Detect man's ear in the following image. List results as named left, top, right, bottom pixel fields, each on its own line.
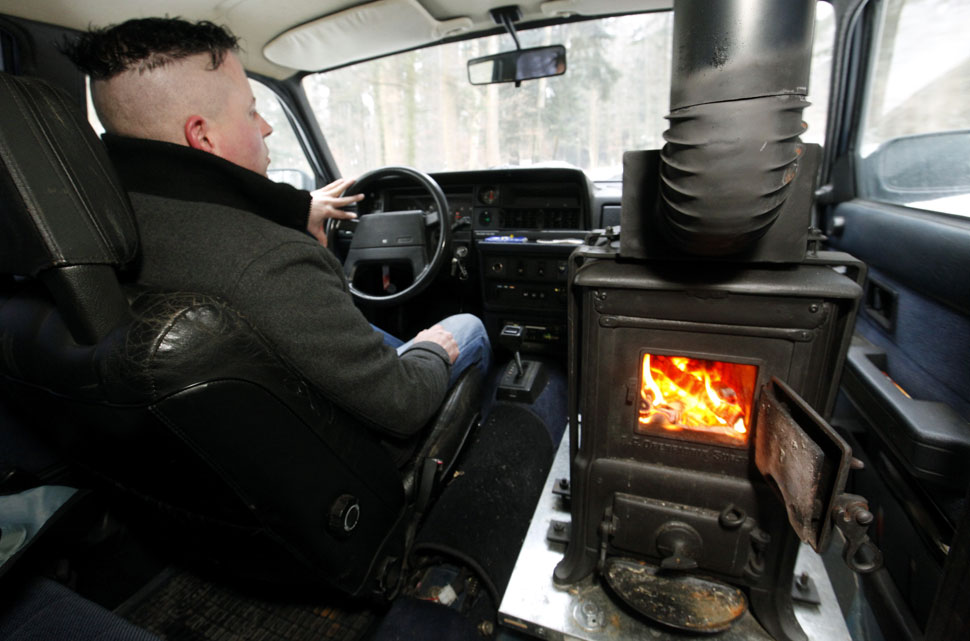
left=183, top=115, right=213, bottom=151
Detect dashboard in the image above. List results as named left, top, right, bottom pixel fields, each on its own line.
left=376, top=167, right=591, bottom=232
left=350, top=167, right=601, bottom=353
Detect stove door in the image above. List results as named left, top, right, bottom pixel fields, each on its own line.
left=754, top=377, right=852, bottom=553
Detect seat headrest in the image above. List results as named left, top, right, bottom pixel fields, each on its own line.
left=0, top=72, right=138, bottom=278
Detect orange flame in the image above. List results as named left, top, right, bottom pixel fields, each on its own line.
left=637, top=354, right=757, bottom=445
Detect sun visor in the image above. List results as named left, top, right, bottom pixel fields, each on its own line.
left=264, top=0, right=472, bottom=71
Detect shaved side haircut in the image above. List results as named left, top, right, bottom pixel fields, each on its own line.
left=60, top=18, right=244, bottom=143
left=62, top=17, right=239, bottom=79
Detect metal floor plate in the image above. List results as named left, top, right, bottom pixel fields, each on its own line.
left=498, top=433, right=852, bottom=641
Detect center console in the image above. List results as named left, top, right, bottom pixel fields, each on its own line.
left=477, top=236, right=578, bottom=353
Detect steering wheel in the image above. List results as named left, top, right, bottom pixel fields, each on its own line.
left=327, top=166, right=451, bottom=306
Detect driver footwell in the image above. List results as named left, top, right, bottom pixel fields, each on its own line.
left=373, top=400, right=557, bottom=641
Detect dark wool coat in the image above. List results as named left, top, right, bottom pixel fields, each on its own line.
left=103, top=134, right=451, bottom=437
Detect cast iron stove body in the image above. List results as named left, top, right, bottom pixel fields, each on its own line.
left=555, top=233, right=865, bottom=639
left=551, top=3, right=879, bottom=638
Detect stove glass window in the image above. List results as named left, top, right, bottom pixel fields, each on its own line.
left=636, top=354, right=758, bottom=448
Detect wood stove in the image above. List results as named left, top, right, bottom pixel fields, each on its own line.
left=554, top=230, right=868, bottom=638
left=551, top=4, right=882, bottom=637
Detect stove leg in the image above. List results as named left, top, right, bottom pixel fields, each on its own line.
left=748, top=527, right=808, bottom=641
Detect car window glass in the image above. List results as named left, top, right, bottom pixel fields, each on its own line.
left=85, top=76, right=104, bottom=135
left=858, top=0, right=970, bottom=216
left=808, top=0, right=835, bottom=147
left=250, top=79, right=315, bottom=190
left=303, top=6, right=834, bottom=180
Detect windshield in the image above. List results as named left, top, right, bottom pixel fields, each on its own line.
left=303, top=6, right=833, bottom=180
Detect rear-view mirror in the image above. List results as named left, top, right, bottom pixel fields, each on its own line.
left=467, top=45, right=566, bottom=86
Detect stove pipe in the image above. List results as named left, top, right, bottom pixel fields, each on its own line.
left=659, top=0, right=816, bottom=256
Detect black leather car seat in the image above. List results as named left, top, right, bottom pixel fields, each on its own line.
left=0, top=71, right=482, bottom=597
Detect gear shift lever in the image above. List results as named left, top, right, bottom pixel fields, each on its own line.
left=497, top=322, right=547, bottom=402
left=499, top=323, right=525, bottom=378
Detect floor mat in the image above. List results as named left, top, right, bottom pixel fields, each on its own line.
left=119, top=568, right=379, bottom=641
left=412, top=402, right=554, bottom=603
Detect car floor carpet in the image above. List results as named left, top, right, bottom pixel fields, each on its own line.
left=117, top=566, right=379, bottom=641
left=411, top=401, right=555, bottom=605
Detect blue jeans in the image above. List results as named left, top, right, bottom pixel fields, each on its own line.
left=374, top=313, right=491, bottom=388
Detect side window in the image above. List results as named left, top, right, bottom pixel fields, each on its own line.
left=857, top=0, right=970, bottom=216
left=803, top=0, right=835, bottom=147
left=85, top=77, right=105, bottom=134
left=250, top=79, right=316, bottom=190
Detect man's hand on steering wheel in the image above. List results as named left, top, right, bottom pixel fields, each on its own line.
left=308, top=177, right=363, bottom=247
left=325, top=166, right=451, bottom=306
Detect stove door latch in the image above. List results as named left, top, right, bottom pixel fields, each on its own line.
left=832, top=493, right=883, bottom=574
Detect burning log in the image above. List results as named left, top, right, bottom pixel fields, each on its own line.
left=637, top=353, right=756, bottom=444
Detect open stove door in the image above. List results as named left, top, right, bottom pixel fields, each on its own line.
left=755, top=378, right=882, bottom=574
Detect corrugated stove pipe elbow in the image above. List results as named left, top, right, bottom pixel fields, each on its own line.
left=659, top=0, right=817, bottom=256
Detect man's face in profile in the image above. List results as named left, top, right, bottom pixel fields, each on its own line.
left=206, top=53, right=274, bottom=176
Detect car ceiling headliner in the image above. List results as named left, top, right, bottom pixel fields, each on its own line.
left=0, top=0, right=671, bottom=79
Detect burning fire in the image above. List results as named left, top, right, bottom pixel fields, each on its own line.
left=637, top=354, right=757, bottom=445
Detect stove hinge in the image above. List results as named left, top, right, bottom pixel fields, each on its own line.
left=832, top=493, right=883, bottom=573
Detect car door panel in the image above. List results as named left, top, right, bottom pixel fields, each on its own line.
left=829, top=201, right=970, bottom=423
left=824, top=195, right=970, bottom=636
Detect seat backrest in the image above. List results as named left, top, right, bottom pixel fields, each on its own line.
left=0, top=72, right=480, bottom=596
left=0, top=72, right=134, bottom=344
